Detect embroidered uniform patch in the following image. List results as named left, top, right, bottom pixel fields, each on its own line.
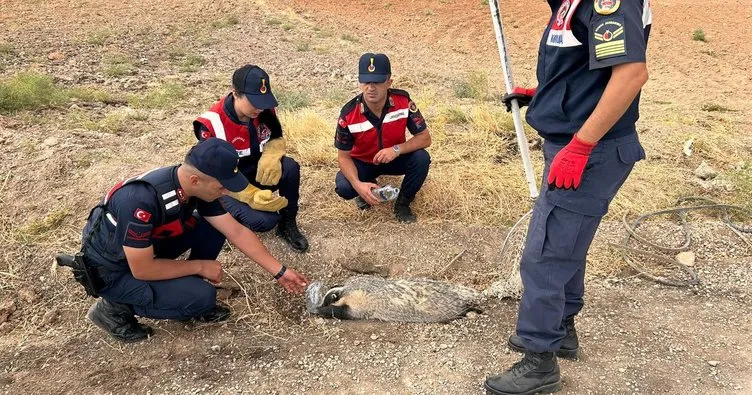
left=594, top=0, right=620, bottom=15
left=593, top=17, right=626, bottom=60
left=124, top=222, right=152, bottom=247
left=408, top=101, right=418, bottom=113
left=133, top=208, right=152, bottom=222
left=547, top=0, right=583, bottom=48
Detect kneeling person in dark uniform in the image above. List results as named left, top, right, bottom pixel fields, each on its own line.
left=334, top=53, right=432, bottom=223
left=67, top=138, right=308, bottom=343
left=194, top=65, right=308, bottom=252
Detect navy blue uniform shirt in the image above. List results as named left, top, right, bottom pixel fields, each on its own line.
left=86, top=167, right=225, bottom=257
left=526, top=0, right=652, bottom=144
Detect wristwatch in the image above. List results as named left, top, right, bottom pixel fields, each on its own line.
left=392, top=145, right=401, bottom=155
left=274, top=265, right=287, bottom=280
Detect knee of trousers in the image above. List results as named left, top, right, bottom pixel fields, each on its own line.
left=238, top=209, right=280, bottom=232
left=334, top=172, right=358, bottom=199
left=280, top=157, right=301, bottom=181
left=253, top=212, right=281, bottom=232
left=181, top=281, right=217, bottom=316
left=407, top=149, right=431, bottom=169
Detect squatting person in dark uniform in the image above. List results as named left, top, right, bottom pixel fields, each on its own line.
left=334, top=53, right=432, bottom=223
left=61, top=138, right=308, bottom=343
left=485, top=1, right=652, bottom=393
left=194, top=65, right=309, bottom=252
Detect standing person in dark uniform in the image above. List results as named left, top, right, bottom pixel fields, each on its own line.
left=334, top=53, right=432, bottom=223
left=485, top=0, right=652, bottom=393
left=194, top=65, right=309, bottom=253
left=58, top=138, right=309, bottom=343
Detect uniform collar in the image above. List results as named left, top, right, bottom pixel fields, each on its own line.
left=359, top=90, right=394, bottom=116
left=223, top=93, right=243, bottom=125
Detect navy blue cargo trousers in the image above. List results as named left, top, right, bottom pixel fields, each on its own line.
left=84, top=216, right=225, bottom=321
left=516, top=133, right=645, bottom=352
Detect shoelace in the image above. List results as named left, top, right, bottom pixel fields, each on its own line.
left=509, top=354, right=540, bottom=376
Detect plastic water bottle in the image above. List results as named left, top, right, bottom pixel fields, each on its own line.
left=372, top=185, right=400, bottom=202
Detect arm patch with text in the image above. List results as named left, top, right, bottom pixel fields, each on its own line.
left=592, top=16, right=626, bottom=60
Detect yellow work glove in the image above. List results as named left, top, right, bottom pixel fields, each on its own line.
left=228, top=184, right=288, bottom=212
left=256, top=138, right=286, bottom=186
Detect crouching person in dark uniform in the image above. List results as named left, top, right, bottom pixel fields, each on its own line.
left=62, top=138, right=308, bottom=343
left=484, top=0, right=652, bottom=394
left=194, top=65, right=308, bottom=252
left=334, top=53, right=432, bottom=223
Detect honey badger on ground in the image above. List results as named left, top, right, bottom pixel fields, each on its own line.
left=306, top=276, right=485, bottom=323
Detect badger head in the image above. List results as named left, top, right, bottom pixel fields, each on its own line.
left=306, top=281, right=367, bottom=320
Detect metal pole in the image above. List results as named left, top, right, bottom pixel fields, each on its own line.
left=488, top=0, right=539, bottom=199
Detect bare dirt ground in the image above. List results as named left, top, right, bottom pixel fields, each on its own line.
left=1, top=0, right=751, bottom=394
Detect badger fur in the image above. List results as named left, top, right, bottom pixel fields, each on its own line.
left=306, top=276, right=483, bottom=323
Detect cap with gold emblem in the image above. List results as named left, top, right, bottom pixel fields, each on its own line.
left=358, top=53, right=391, bottom=83
left=232, top=64, right=279, bottom=110
left=185, top=138, right=249, bottom=192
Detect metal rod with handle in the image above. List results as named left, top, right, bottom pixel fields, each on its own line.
left=488, top=0, right=539, bottom=199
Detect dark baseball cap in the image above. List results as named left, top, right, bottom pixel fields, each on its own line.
left=185, top=138, right=249, bottom=193
left=358, top=53, right=391, bottom=83
left=232, top=65, right=279, bottom=110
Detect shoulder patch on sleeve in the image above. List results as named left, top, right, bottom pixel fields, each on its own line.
left=594, top=0, right=620, bottom=15
left=408, top=100, right=418, bottom=113
left=593, top=16, right=626, bottom=60
left=133, top=208, right=152, bottom=222
left=125, top=222, right=152, bottom=243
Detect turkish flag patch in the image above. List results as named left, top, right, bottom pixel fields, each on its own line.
left=134, top=208, right=152, bottom=222
left=201, top=130, right=212, bottom=139
left=338, top=118, right=347, bottom=128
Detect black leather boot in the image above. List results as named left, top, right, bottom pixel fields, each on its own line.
left=353, top=196, right=371, bottom=210
left=508, top=317, right=580, bottom=359
left=194, top=303, right=231, bottom=323
left=87, top=299, right=153, bottom=343
left=484, top=352, right=561, bottom=395
left=393, top=194, right=416, bottom=223
left=276, top=208, right=309, bottom=252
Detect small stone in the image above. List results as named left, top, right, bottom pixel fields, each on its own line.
left=618, top=368, right=627, bottom=373
left=0, top=300, right=16, bottom=324
left=675, top=251, right=696, bottom=267
left=216, top=288, right=232, bottom=300
left=47, top=51, right=67, bottom=62
left=707, top=360, right=719, bottom=367
left=683, top=138, right=693, bottom=156
left=694, top=161, right=718, bottom=180
left=43, top=137, right=59, bottom=147
left=18, top=288, right=40, bottom=304
left=370, top=334, right=379, bottom=340
left=211, top=345, right=221, bottom=352
left=42, top=307, right=60, bottom=325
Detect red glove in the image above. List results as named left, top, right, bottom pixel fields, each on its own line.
left=501, top=87, right=537, bottom=112
left=547, top=134, right=597, bottom=190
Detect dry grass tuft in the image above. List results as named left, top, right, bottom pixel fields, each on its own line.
left=15, top=209, right=71, bottom=244
left=279, top=108, right=337, bottom=166
left=278, top=104, right=538, bottom=225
